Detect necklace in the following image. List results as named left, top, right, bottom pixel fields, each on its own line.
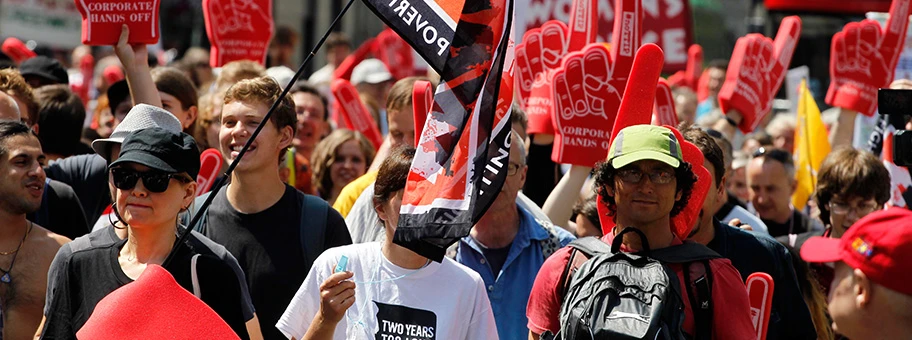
left=0, top=222, right=32, bottom=283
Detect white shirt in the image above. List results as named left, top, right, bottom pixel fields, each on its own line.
left=276, top=243, right=499, bottom=340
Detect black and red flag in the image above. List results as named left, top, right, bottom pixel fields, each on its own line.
left=361, top=0, right=516, bottom=260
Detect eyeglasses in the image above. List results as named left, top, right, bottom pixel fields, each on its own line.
left=110, top=168, right=190, bottom=193
left=617, top=168, right=675, bottom=184
left=507, top=162, right=523, bottom=176
left=828, top=201, right=881, bottom=217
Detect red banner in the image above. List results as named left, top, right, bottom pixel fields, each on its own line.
left=517, top=0, right=692, bottom=73
left=75, top=0, right=160, bottom=45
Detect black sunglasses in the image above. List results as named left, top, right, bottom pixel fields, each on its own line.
left=110, top=168, right=190, bottom=193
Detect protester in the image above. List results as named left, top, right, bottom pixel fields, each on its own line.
left=196, top=76, right=352, bottom=340
left=673, top=86, right=698, bottom=124
left=33, top=85, right=92, bottom=160
left=333, top=77, right=420, bottom=218
left=681, top=125, right=817, bottom=339
left=451, top=131, right=575, bottom=340
left=177, top=47, right=214, bottom=90
left=765, top=113, right=797, bottom=154
left=195, top=92, right=219, bottom=150
left=526, top=125, right=754, bottom=339
left=787, top=246, right=834, bottom=340
left=107, top=80, right=132, bottom=126
left=727, top=151, right=751, bottom=203
left=351, top=59, right=393, bottom=128
left=311, top=128, right=374, bottom=205
left=213, top=60, right=267, bottom=91
left=800, top=208, right=912, bottom=340
left=694, top=59, right=726, bottom=120
left=705, top=128, right=767, bottom=234
left=284, top=81, right=330, bottom=194
left=308, top=32, right=351, bottom=89
left=571, top=195, right=602, bottom=237
left=747, top=147, right=823, bottom=237
left=151, top=67, right=199, bottom=134
left=276, top=146, right=499, bottom=340
left=18, top=56, right=69, bottom=88
left=0, top=121, right=69, bottom=339
left=0, top=69, right=39, bottom=129
left=39, top=128, right=254, bottom=339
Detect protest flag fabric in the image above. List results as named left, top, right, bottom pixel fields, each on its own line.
left=412, top=80, right=434, bottom=146
left=361, top=0, right=516, bottom=261
left=791, top=80, right=830, bottom=209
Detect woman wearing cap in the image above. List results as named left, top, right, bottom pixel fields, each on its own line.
left=39, top=128, right=253, bottom=339
left=277, top=146, right=498, bottom=340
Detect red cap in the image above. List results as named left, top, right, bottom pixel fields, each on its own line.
left=801, top=208, right=912, bottom=296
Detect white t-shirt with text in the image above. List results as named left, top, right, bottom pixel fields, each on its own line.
left=276, top=242, right=499, bottom=340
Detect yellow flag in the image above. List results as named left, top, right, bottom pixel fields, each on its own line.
left=792, top=80, right=831, bottom=208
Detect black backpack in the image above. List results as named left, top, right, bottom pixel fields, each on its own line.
left=547, top=227, right=722, bottom=340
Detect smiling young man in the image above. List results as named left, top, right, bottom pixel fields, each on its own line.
left=197, top=76, right=352, bottom=340
left=526, top=125, right=754, bottom=339
left=0, top=121, right=69, bottom=339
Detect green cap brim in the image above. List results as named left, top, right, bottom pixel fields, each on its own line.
left=610, top=150, right=681, bottom=169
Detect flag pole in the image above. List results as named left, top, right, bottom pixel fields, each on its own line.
left=164, top=0, right=359, bottom=266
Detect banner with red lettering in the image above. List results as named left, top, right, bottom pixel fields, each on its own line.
left=75, top=0, right=159, bottom=45
left=362, top=0, right=515, bottom=261
left=516, top=0, right=693, bottom=73
left=203, top=0, right=274, bottom=67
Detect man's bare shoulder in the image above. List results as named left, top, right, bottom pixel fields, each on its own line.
left=26, top=223, right=70, bottom=257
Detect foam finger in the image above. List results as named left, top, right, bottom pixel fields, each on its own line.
left=608, top=0, right=642, bottom=79
left=611, top=44, right=664, bottom=141
left=541, top=21, right=569, bottom=70
left=881, top=0, right=912, bottom=62
left=567, top=0, right=598, bottom=52
left=565, top=54, right=589, bottom=113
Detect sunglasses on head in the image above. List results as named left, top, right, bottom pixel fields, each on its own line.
left=110, top=167, right=190, bottom=193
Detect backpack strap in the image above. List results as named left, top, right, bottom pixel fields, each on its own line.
left=652, top=241, right=719, bottom=340
left=191, top=254, right=202, bottom=298
left=557, top=237, right=612, bottom=300
left=537, top=219, right=562, bottom=260
left=648, top=241, right=722, bottom=263
left=299, top=192, right=328, bottom=266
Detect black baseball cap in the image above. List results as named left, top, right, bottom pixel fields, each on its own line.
left=18, top=56, right=68, bottom=85
left=109, top=128, right=200, bottom=178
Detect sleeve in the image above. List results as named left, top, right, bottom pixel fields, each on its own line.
left=526, top=247, right=573, bottom=335
left=220, top=248, right=256, bottom=321
left=772, top=246, right=818, bottom=339
left=48, top=181, right=90, bottom=239
left=466, top=275, right=500, bottom=340
left=40, top=249, right=75, bottom=339
left=331, top=181, right=362, bottom=218
left=708, top=259, right=755, bottom=340
left=275, top=255, right=330, bottom=340
left=522, top=142, right=560, bottom=207
left=325, top=207, right=353, bottom=248
left=45, top=154, right=110, bottom=224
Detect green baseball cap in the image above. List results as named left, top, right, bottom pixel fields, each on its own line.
left=607, top=125, right=683, bottom=169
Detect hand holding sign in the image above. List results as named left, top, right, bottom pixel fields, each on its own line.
left=654, top=79, right=678, bottom=126
left=826, top=0, right=911, bottom=116
left=75, top=0, right=159, bottom=45
left=203, top=0, right=274, bottom=67
left=515, top=0, right=597, bottom=134
left=718, top=16, right=801, bottom=133
left=667, top=44, right=702, bottom=90
left=331, top=79, right=384, bottom=150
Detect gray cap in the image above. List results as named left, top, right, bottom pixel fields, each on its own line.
left=92, top=104, right=183, bottom=162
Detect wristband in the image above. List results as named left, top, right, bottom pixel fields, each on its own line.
left=725, top=116, right=739, bottom=127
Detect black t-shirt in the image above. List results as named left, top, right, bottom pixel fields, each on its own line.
left=44, top=154, right=110, bottom=224
left=762, top=209, right=815, bottom=238
left=41, top=235, right=250, bottom=339
left=203, top=184, right=351, bottom=340
left=28, top=179, right=89, bottom=240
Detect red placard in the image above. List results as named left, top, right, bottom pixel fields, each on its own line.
left=826, top=0, right=911, bottom=116
left=667, top=44, right=702, bottom=90
left=518, top=0, right=693, bottom=73
left=412, top=80, right=433, bottom=146
left=74, top=0, right=160, bottom=45
left=1, top=38, right=36, bottom=64
left=747, top=272, right=775, bottom=340
left=203, top=0, right=274, bottom=67
left=374, top=28, right=416, bottom=81
left=331, top=79, right=383, bottom=150
left=654, top=79, right=678, bottom=126
left=718, top=16, right=801, bottom=133
left=197, top=148, right=223, bottom=196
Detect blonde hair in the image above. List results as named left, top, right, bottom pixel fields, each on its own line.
left=214, top=60, right=266, bottom=90
left=311, top=129, right=376, bottom=200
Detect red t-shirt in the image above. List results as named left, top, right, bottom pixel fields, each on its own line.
left=526, top=232, right=755, bottom=339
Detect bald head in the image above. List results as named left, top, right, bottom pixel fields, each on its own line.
left=0, top=92, right=20, bottom=121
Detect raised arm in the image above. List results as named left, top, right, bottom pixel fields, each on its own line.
left=113, top=24, right=162, bottom=108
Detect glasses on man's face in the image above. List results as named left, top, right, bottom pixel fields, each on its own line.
left=828, top=201, right=880, bottom=217
left=507, top=162, right=523, bottom=176
left=617, top=168, right=675, bottom=185
left=110, top=168, right=190, bottom=193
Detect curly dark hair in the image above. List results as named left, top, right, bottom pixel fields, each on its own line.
left=593, top=160, right=697, bottom=219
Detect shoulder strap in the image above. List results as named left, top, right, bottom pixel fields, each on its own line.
left=649, top=241, right=722, bottom=263
left=566, top=236, right=612, bottom=257
left=191, top=254, right=202, bottom=298
left=557, top=237, right=612, bottom=300
left=299, top=192, right=329, bottom=265
left=537, top=219, right=562, bottom=260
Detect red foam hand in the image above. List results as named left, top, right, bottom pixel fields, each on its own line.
left=668, top=126, right=710, bottom=240
left=515, top=0, right=598, bottom=134
left=203, top=0, right=274, bottom=67
left=374, top=29, right=415, bottom=81
left=826, top=0, right=912, bottom=116
left=719, top=16, right=801, bottom=133
left=667, top=44, right=702, bottom=90
left=75, top=0, right=159, bottom=45
left=747, top=272, right=775, bottom=340
left=333, top=38, right=376, bottom=81
left=412, top=80, right=434, bottom=146
left=653, top=79, right=678, bottom=126
left=331, top=79, right=383, bottom=150
left=1, top=38, right=36, bottom=64
left=197, top=148, right=223, bottom=196
left=697, top=67, right=711, bottom=102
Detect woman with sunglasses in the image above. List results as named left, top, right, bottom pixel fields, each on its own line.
left=276, top=146, right=498, bottom=340
left=40, top=128, right=252, bottom=339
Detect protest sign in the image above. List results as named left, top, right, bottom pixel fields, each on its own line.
left=331, top=79, right=384, bottom=150
left=375, top=28, right=416, bottom=81
left=203, top=0, right=274, bottom=67
left=747, top=272, right=775, bottom=340
left=654, top=78, right=678, bottom=126
left=74, top=0, right=159, bottom=45
left=667, top=44, right=702, bottom=90
left=197, top=148, right=223, bottom=196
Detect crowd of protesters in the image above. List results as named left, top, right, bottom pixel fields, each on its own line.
left=0, top=14, right=909, bottom=340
